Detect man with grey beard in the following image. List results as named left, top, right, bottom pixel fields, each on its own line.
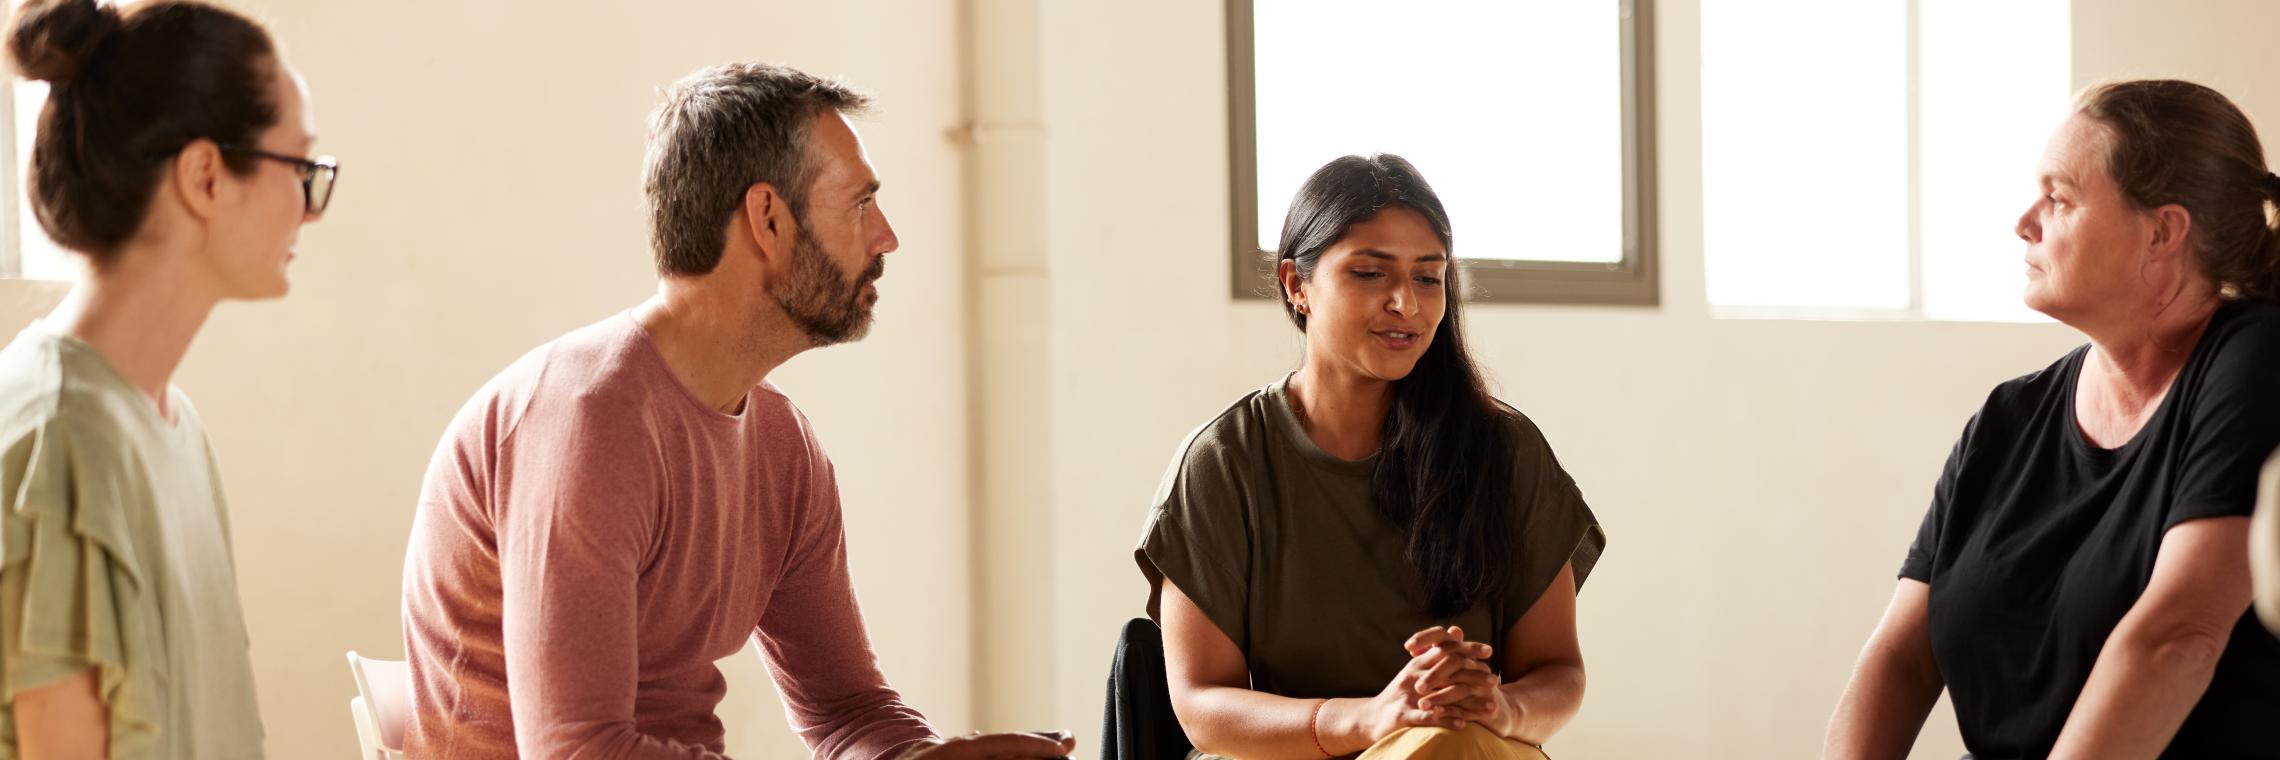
left=399, top=62, right=1073, bottom=760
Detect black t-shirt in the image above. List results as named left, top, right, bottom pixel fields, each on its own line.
left=1902, top=299, right=2280, bottom=760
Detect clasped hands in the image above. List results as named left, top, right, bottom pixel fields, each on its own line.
left=1351, top=625, right=1518, bottom=744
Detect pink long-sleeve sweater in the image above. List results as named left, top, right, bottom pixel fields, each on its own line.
left=400, top=314, right=935, bottom=759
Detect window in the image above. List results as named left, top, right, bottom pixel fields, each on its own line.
left=1702, top=0, right=2069, bottom=322
left=1228, top=0, right=1658, bottom=304
left=3, top=78, right=69, bottom=280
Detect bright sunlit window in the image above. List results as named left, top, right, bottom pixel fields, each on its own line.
left=1234, top=0, right=1656, bottom=304
left=1702, top=0, right=2068, bottom=322
left=1254, top=1, right=1622, bottom=264
left=7, top=79, right=71, bottom=280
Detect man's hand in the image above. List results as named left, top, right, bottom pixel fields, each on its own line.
left=899, top=730, right=1076, bottom=759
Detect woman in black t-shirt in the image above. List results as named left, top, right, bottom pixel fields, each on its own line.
left=1825, top=80, right=2280, bottom=760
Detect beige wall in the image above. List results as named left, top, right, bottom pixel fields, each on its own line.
left=0, top=0, right=2275, bottom=758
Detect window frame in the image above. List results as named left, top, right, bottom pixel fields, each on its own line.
left=1224, top=0, right=1660, bottom=305
left=1698, top=0, right=2063, bottom=323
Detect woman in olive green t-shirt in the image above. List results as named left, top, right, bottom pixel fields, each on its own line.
left=0, top=0, right=335, bottom=756
left=1138, top=155, right=1605, bottom=760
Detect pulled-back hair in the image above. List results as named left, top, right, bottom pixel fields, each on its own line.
left=2076, top=79, right=2280, bottom=302
left=7, top=0, right=278, bottom=261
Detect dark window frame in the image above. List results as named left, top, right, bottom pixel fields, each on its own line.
left=1224, top=0, right=1660, bottom=305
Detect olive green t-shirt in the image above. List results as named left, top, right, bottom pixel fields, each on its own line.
left=0, top=324, right=265, bottom=758
left=1137, top=377, right=1604, bottom=698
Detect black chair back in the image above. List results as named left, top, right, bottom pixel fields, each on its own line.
left=1101, top=617, right=1195, bottom=760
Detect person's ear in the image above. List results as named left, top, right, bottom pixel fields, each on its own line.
left=739, top=182, right=797, bottom=269
left=2145, top=202, right=2193, bottom=264
left=171, top=139, right=227, bottom=223
left=1278, top=258, right=1310, bottom=317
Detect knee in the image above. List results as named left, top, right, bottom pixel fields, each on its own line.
left=1367, top=723, right=1530, bottom=759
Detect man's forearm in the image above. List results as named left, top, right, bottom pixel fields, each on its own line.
left=796, top=691, right=934, bottom=760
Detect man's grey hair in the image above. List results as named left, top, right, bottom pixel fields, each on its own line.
left=643, top=62, right=870, bottom=276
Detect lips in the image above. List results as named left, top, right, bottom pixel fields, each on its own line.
left=1373, top=328, right=1421, bottom=351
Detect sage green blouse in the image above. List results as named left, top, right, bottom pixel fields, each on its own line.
left=0, top=324, right=264, bottom=758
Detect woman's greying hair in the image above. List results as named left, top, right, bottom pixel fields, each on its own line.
left=642, top=62, right=869, bottom=276
left=1278, top=154, right=1517, bottom=618
left=6, top=0, right=278, bottom=261
left=2076, top=79, right=2280, bottom=302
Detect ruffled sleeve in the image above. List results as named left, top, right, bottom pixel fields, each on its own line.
left=0, top=417, right=165, bottom=755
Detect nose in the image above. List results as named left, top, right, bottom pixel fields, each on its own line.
left=2015, top=202, right=2038, bottom=244
left=872, top=202, right=899, bottom=256
left=1387, top=283, right=1414, bottom=318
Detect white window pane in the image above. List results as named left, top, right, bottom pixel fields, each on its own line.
left=1702, top=0, right=1909, bottom=310
left=1918, top=0, right=2065, bottom=323
left=14, top=80, right=71, bottom=280
left=1253, top=0, right=1626, bottom=263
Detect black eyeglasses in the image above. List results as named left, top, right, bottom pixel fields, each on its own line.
left=218, top=144, right=338, bottom=215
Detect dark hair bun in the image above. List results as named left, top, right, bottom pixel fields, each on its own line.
left=8, top=0, right=121, bottom=84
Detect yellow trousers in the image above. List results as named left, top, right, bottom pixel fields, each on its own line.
left=1356, top=724, right=1550, bottom=760
left=1183, top=724, right=1550, bottom=760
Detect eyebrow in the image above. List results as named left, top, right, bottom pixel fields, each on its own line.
left=1355, top=249, right=1447, bottom=263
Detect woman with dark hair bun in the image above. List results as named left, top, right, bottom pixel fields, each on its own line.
left=0, top=0, right=333, bottom=755
left=1827, top=80, right=2280, bottom=760
left=1136, top=154, right=1605, bottom=759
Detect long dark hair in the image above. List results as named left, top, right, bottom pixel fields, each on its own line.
left=1276, top=154, right=1517, bottom=618
left=2076, top=79, right=2280, bottom=303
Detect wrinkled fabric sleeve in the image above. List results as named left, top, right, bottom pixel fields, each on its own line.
left=2169, top=311, right=2280, bottom=529
left=756, top=449, right=935, bottom=760
left=492, top=405, right=725, bottom=759
left=0, top=421, right=163, bottom=755
left=1903, top=411, right=1980, bottom=584
left=1136, top=425, right=1254, bottom=650
left=1499, top=412, right=1607, bottom=626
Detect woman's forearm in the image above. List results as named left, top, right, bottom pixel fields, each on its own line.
left=1825, top=580, right=1943, bottom=760
left=15, top=669, right=108, bottom=759
left=2050, top=517, right=2252, bottom=759
left=2047, top=626, right=2227, bottom=760
left=1823, top=639, right=1943, bottom=760
left=1495, top=662, right=1583, bottom=744
left=1176, top=685, right=1371, bottom=759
